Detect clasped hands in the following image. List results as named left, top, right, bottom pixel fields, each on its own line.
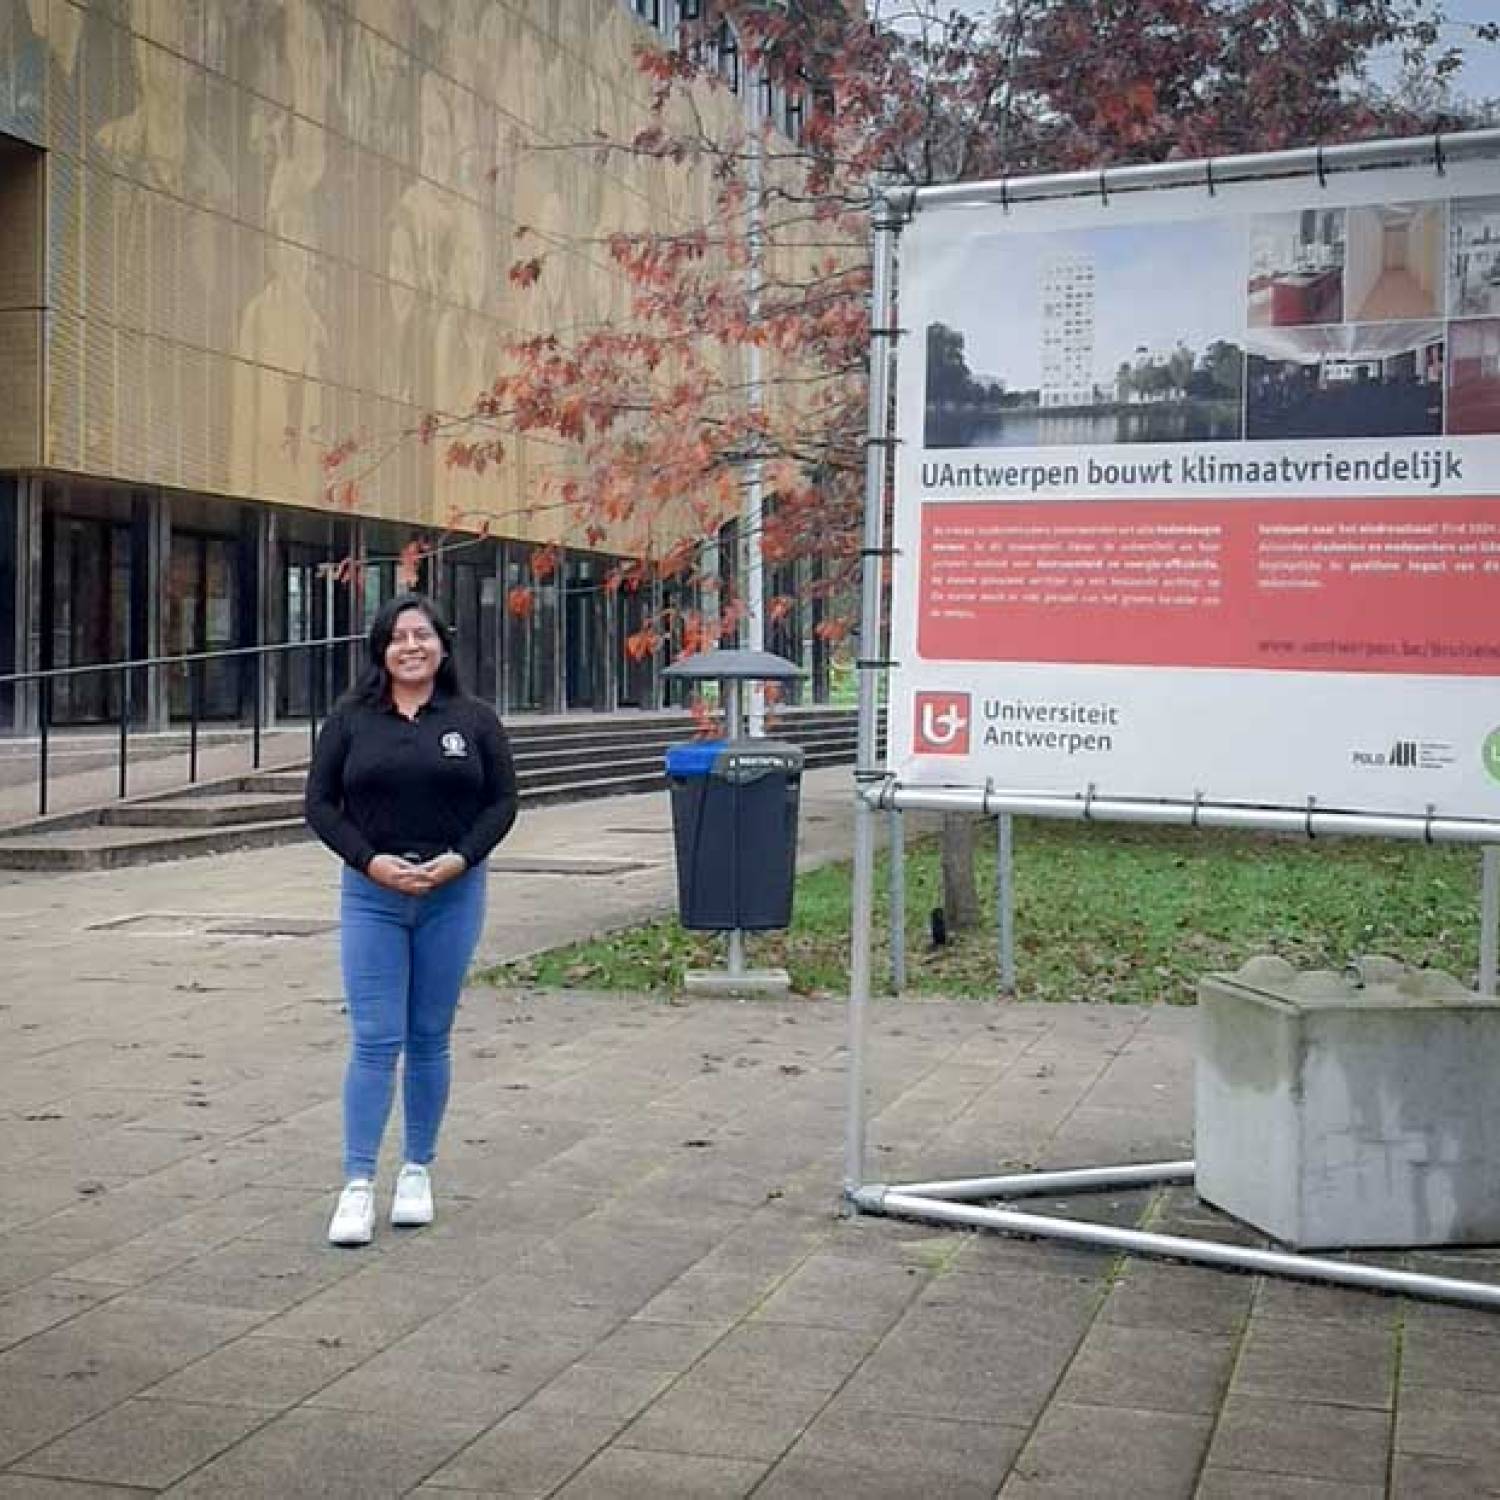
left=366, top=851, right=467, bottom=895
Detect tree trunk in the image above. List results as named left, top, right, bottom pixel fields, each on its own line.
left=940, top=812, right=982, bottom=932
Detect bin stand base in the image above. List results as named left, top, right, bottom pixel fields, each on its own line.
left=683, top=966, right=792, bottom=1000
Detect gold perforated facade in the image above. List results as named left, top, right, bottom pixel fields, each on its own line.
left=0, top=0, right=696, bottom=529
left=0, top=0, right=760, bottom=723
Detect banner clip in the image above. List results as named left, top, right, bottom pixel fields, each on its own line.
left=1315, top=145, right=1328, bottom=189
left=1304, top=796, right=1318, bottom=840
left=1434, top=132, right=1447, bottom=177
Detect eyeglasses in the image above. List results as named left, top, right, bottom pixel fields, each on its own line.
left=390, top=628, right=439, bottom=647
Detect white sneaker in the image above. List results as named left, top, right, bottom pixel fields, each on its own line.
left=391, top=1163, right=434, bottom=1227
left=328, top=1179, right=375, bottom=1246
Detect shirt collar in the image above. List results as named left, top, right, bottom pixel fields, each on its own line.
left=383, top=684, right=450, bottom=717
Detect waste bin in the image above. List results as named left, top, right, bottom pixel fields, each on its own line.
left=665, top=738, right=805, bottom=931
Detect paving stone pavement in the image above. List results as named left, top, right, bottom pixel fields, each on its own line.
left=2, top=769, right=1499, bottom=1498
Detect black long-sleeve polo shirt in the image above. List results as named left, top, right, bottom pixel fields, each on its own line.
left=304, top=689, right=519, bottom=873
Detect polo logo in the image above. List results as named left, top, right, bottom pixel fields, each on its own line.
left=441, top=731, right=469, bottom=758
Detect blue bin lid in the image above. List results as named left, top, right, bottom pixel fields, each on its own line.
left=665, top=740, right=726, bottom=777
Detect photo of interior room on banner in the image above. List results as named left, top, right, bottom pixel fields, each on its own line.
left=1451, top=196, right=1500, bottom=317
left=1245, top=322, right=1445, bottom=439
left=1247, top=209, right=1346, bottom=327
left=922, top=220, right=1246, bottom=450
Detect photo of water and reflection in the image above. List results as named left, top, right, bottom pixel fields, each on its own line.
left=925, top=399, right=1243, bottom=449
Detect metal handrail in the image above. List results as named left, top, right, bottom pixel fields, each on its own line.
left=0, top=634, right=364, bottom=818
left=0, top=633, right=364, bottom=686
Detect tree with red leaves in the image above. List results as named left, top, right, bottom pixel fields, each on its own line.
left=390, top=0, right=1479, bottom=665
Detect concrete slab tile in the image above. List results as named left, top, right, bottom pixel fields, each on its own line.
left=1388, top=1452, right=1500, bottom=1498
left=1101, top=1261, right=1255, bottom=1336
left=759, top=1409, right=1026, bottom=1500
left=161, top=1407, right=489, bottom=1499
left=1196, top=1470, right=1384, bottom=1499
left=525, top=1362, right=679, bottom=1420
left=249, top=1267, right=480, bottom=1353
left=139, top=1333, right=366, bottom=1409
left=9, top=1398, right=268, bottom=1490
left=424, top=1408, right=623, bottom=1495
left=1002, top=1402, right=1211, bottom=1498
left=0, top=1281, right=111, bottom=1354
left=618, top=1385, right=822, bottom=1463
left=634, top=1272, right=783, bottom=1333
left=0, top=1479, right=150, bottom=1498
left=1233, top=1315, right=1396, bottom=1409
left=585, top=1320, right=724, bottom=1373
left=1399, top=1322, right=1500, bottom=1395
left=1057, top=1323, right=1237, bottom=1416
left=1395, top=1383, right=1500, bottom=1469
left=688, top=1323, right=875, bottom=1398
left=1207, top=1396, right=1389, bottom=1485
left=551, top=1446, right=767, bottom=1499
left=752, top=1255, right=923, bottom=1333
left=837, top=1319, right=1082, bottom=1426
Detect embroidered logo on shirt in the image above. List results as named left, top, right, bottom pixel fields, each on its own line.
left=441, top=731, right=469, bottom=758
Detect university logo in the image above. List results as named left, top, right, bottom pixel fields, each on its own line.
left=1484, top=729, right=1500, bottom=786
left=913, top=692, right=971, bottom=756
left=1387, top=740, right=1419, bottom=769
left=441, top=731, right=469, bottom=759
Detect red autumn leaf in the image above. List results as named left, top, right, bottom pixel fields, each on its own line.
left=508, top=257, right=543, bottom=289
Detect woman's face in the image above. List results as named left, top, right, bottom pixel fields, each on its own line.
left=384, top=607, right=443, bottom=694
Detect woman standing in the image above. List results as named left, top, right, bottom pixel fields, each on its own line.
left=305, top=592, right=518, bottom=1246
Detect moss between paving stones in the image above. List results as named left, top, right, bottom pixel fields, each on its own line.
left=480, top=823, right=1481, bottom=1004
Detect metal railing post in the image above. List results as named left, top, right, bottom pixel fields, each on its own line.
left=118, top=667, right=130, bottom=800
left=189, top=659, right=201, bottom=784
left=308, top=641, right=319, bottom=758
left=37, top=678, right=49, bottom=817
left=252, top=650, right=263, bottom=770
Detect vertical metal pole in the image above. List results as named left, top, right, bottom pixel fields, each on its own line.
left=997, top=813, right=1016, bottom=993
left=37, top=677, right=49, bottom=816
left=308, top=642, right=319, bottom=758
left=118, top=668, right=130, bottom=800
left=252, top=649, right=263, bottom=770
left=846, top=198, right=900, bottom=1197
left=189, top=658, right=201, bottom=784
left=724, top=675, right=745, bottom=974
left=743, top=58, right=766, bottom=737
left=889, top=807, right=906, bottom=991
left=1481, top=846, right=1499, bottom=997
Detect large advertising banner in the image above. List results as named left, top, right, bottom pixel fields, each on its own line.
left=888, top=150, right=1500, bottom=820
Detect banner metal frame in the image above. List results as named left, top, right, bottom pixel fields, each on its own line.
left=846, top=129, right=1500, bottom=1310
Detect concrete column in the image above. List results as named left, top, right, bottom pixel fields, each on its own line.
left=3, top=476, right=43, bottom=732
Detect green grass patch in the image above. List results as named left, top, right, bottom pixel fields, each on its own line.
left=482, top=822, right=1482, bottom=1003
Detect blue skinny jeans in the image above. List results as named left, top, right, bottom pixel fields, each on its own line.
left=338, top=863, right=487, bottom=1179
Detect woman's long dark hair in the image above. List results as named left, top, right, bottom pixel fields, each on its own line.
left=344, top=592, right=464, bottom=708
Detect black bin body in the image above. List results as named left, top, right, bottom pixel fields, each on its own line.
left=665, top=738, right=805, bottom=931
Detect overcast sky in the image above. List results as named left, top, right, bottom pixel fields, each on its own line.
left=874, top=1, right=1500, bottom=109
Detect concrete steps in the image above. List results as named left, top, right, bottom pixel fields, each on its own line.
left=0, top=706, right=867, bottom=871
